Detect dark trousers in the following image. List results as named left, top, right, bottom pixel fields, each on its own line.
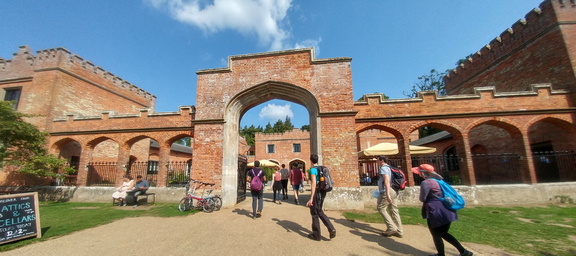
left=428, top=221, right=465, bottom=256
left=250, top=189, right=264, bottom=216
left=281, top=179, right=288, bottom=197
left=309, top=190, right=335, bottom=239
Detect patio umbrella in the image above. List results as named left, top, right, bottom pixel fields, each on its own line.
left=358, top=142, right=436, bottom=157
left=247, top=159, right=280, bottom=167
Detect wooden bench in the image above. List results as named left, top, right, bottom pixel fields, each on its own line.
left=113, top=192, right=156, bottom=206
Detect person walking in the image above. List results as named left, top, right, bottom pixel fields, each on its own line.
left=280, top=164, right=290, bottom=200
left=306, top=154, right=336, bottom=241
left=412, top=164, right=473, bottom=256
left=289, top=163, right=303, bottom=204
left=247, top=161, right=267, bottom=219
left=272, top=166, right=283, bottom=204
left=377, top=155, right=403, bottom=238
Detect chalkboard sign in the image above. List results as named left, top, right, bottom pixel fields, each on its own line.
left=0, top=192, right=41, bottom=245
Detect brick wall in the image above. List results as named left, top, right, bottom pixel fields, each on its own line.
left=445, top=0, right=576, bottom=94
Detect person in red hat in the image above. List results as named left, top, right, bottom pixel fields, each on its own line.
left=412, top=164, right=473, bottom=256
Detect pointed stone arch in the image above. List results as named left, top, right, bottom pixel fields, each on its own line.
left=221, top=81, right=321, bottom=206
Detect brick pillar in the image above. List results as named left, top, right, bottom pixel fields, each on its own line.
left=520, top=131, right=537, bottom=184
left=458, top=133, right=476, bottom=185
left=76, top=147, right=94, bottom=186
left=116, top=145, right=130, bottom=186
left=157, top=142, right=171, bottom=187
left=399, top=137, right=415, bottom=186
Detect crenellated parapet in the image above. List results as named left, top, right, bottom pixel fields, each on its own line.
left=354, top=84, right=573, bottom=120
left=444, top=0, right=576, bottom=93
left=50, top=106, right=195, bottom=134
left=1, top=45, right=156, bottom=103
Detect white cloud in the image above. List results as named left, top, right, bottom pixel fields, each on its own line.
left=147, top=0, right=293, bottom=51
left=294, top=37, right=322, bottom=55
left=259, top=103, right=293, bottom=122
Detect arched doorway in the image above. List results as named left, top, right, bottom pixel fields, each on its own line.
left=223, top=81, right=321, bottom=206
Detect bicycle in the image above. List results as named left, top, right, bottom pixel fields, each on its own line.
left=204, top=183, right=222, bottom=211
left=178, top=180, right=216, bottom=212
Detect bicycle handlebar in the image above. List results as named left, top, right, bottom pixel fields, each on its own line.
left=190, top=179, right=215, bottom=186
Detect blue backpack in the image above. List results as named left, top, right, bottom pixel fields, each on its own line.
left=430, top=178, right=465, bottom=210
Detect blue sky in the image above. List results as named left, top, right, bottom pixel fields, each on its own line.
left=0, top=0, right=544, bottom=129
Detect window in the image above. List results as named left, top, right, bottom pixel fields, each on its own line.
left=147, top=161, right=159, bottom=174
left=4, top=88, right=22, bottom=109
left=267, top=144, right=275, bottom=153
left=293, top=143, right=301, bottom=153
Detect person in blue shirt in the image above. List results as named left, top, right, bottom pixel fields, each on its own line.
left=128, top=175, right=149, bottom=208
left=306, top=154, right=336, bottom=241
left=377, top=155, right=403, bottom=238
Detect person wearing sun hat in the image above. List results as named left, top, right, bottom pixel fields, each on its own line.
left=412, top=164, right=473, bottom=256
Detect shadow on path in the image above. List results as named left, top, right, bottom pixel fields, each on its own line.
left=332, top=217, right=430, bottom=255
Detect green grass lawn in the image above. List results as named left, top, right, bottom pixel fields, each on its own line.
left=0, top=201, right=196, bottom=252
left=343, top=205, right=576, bottom=256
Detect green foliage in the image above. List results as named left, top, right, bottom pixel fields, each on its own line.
left=403, top=69, right=448, bottom=98
left=262, top=166, right=275, bottom=181
left=0, top=101, right=75, bottom=178
left=344, top=205, right=576, bottom=256
left=300, top=124, right=310, bottom=131
left=0, top=101, right=47, bottom=168
left=174, top=137, right=191, bottom=146
left=18, top=154, right=76, bottom=178
left=240, top=116, right=300, bottom=146
left=553, top=195, right=574, bottom=204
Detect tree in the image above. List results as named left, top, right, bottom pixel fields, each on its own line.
left=0, top=101, right=73, bottom=178
left=404, top=70, right=448, bottom=138
left=403, top=69, right=448, bottom=97
left=239, top=116, right=303, bottom=146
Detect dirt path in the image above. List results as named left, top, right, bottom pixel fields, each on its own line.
left=3, top=192, right=518, bottom=256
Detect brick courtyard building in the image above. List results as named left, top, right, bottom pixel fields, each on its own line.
left=1, top=0, right=575, bottom=208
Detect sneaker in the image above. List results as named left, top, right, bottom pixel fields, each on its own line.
left=307, top=233, right=320, bottom=241
left=133, top=205, right=138, bottom=208
left=392, top=232, right=402, bottom=238
left=256, top=211, right=262, bottom=218
left=295, top=199, right=299, bottom=205
left=459, top=250, right=473, bottom=256
left=381, top=230, right=399, bottom=237
left=329, top=230, right=336, bottom=239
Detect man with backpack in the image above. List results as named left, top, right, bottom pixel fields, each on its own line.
left=377, top=155, right=403, bottom=238
left=306, top=154, right=336, bottom=241
left=247, top=161, right=267, bottom=219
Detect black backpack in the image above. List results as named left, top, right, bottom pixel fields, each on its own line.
left=389, top=166, right=407, bottom=191
left=317, top=166, right=334, bottom=192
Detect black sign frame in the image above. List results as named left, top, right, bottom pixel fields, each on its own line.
left=0, top=192, right=41, bottom=245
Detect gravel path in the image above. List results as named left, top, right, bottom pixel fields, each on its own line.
left=2, top=191, right=518, bottom=256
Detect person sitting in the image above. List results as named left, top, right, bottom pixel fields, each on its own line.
left=112, top=175, right=134, bottom=206
left=127, top=175, right=149, bottom=208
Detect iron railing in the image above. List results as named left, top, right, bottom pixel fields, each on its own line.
left=86, top=162, right=118, bottom=186
left=75, top=151, right=576, bottom=187
left=166, top=161, right=191, bottom=187
left=126, top=161, right=159, bottom=187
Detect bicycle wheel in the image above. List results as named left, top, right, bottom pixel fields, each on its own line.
left=201, top=198, right=215, bottom=213
left=212, top=196, right=222, bottom=211
left=178, top=197, right=192, bottom=212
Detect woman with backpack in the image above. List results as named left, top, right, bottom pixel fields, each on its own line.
left=412, top=164, right=473, bottom=256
